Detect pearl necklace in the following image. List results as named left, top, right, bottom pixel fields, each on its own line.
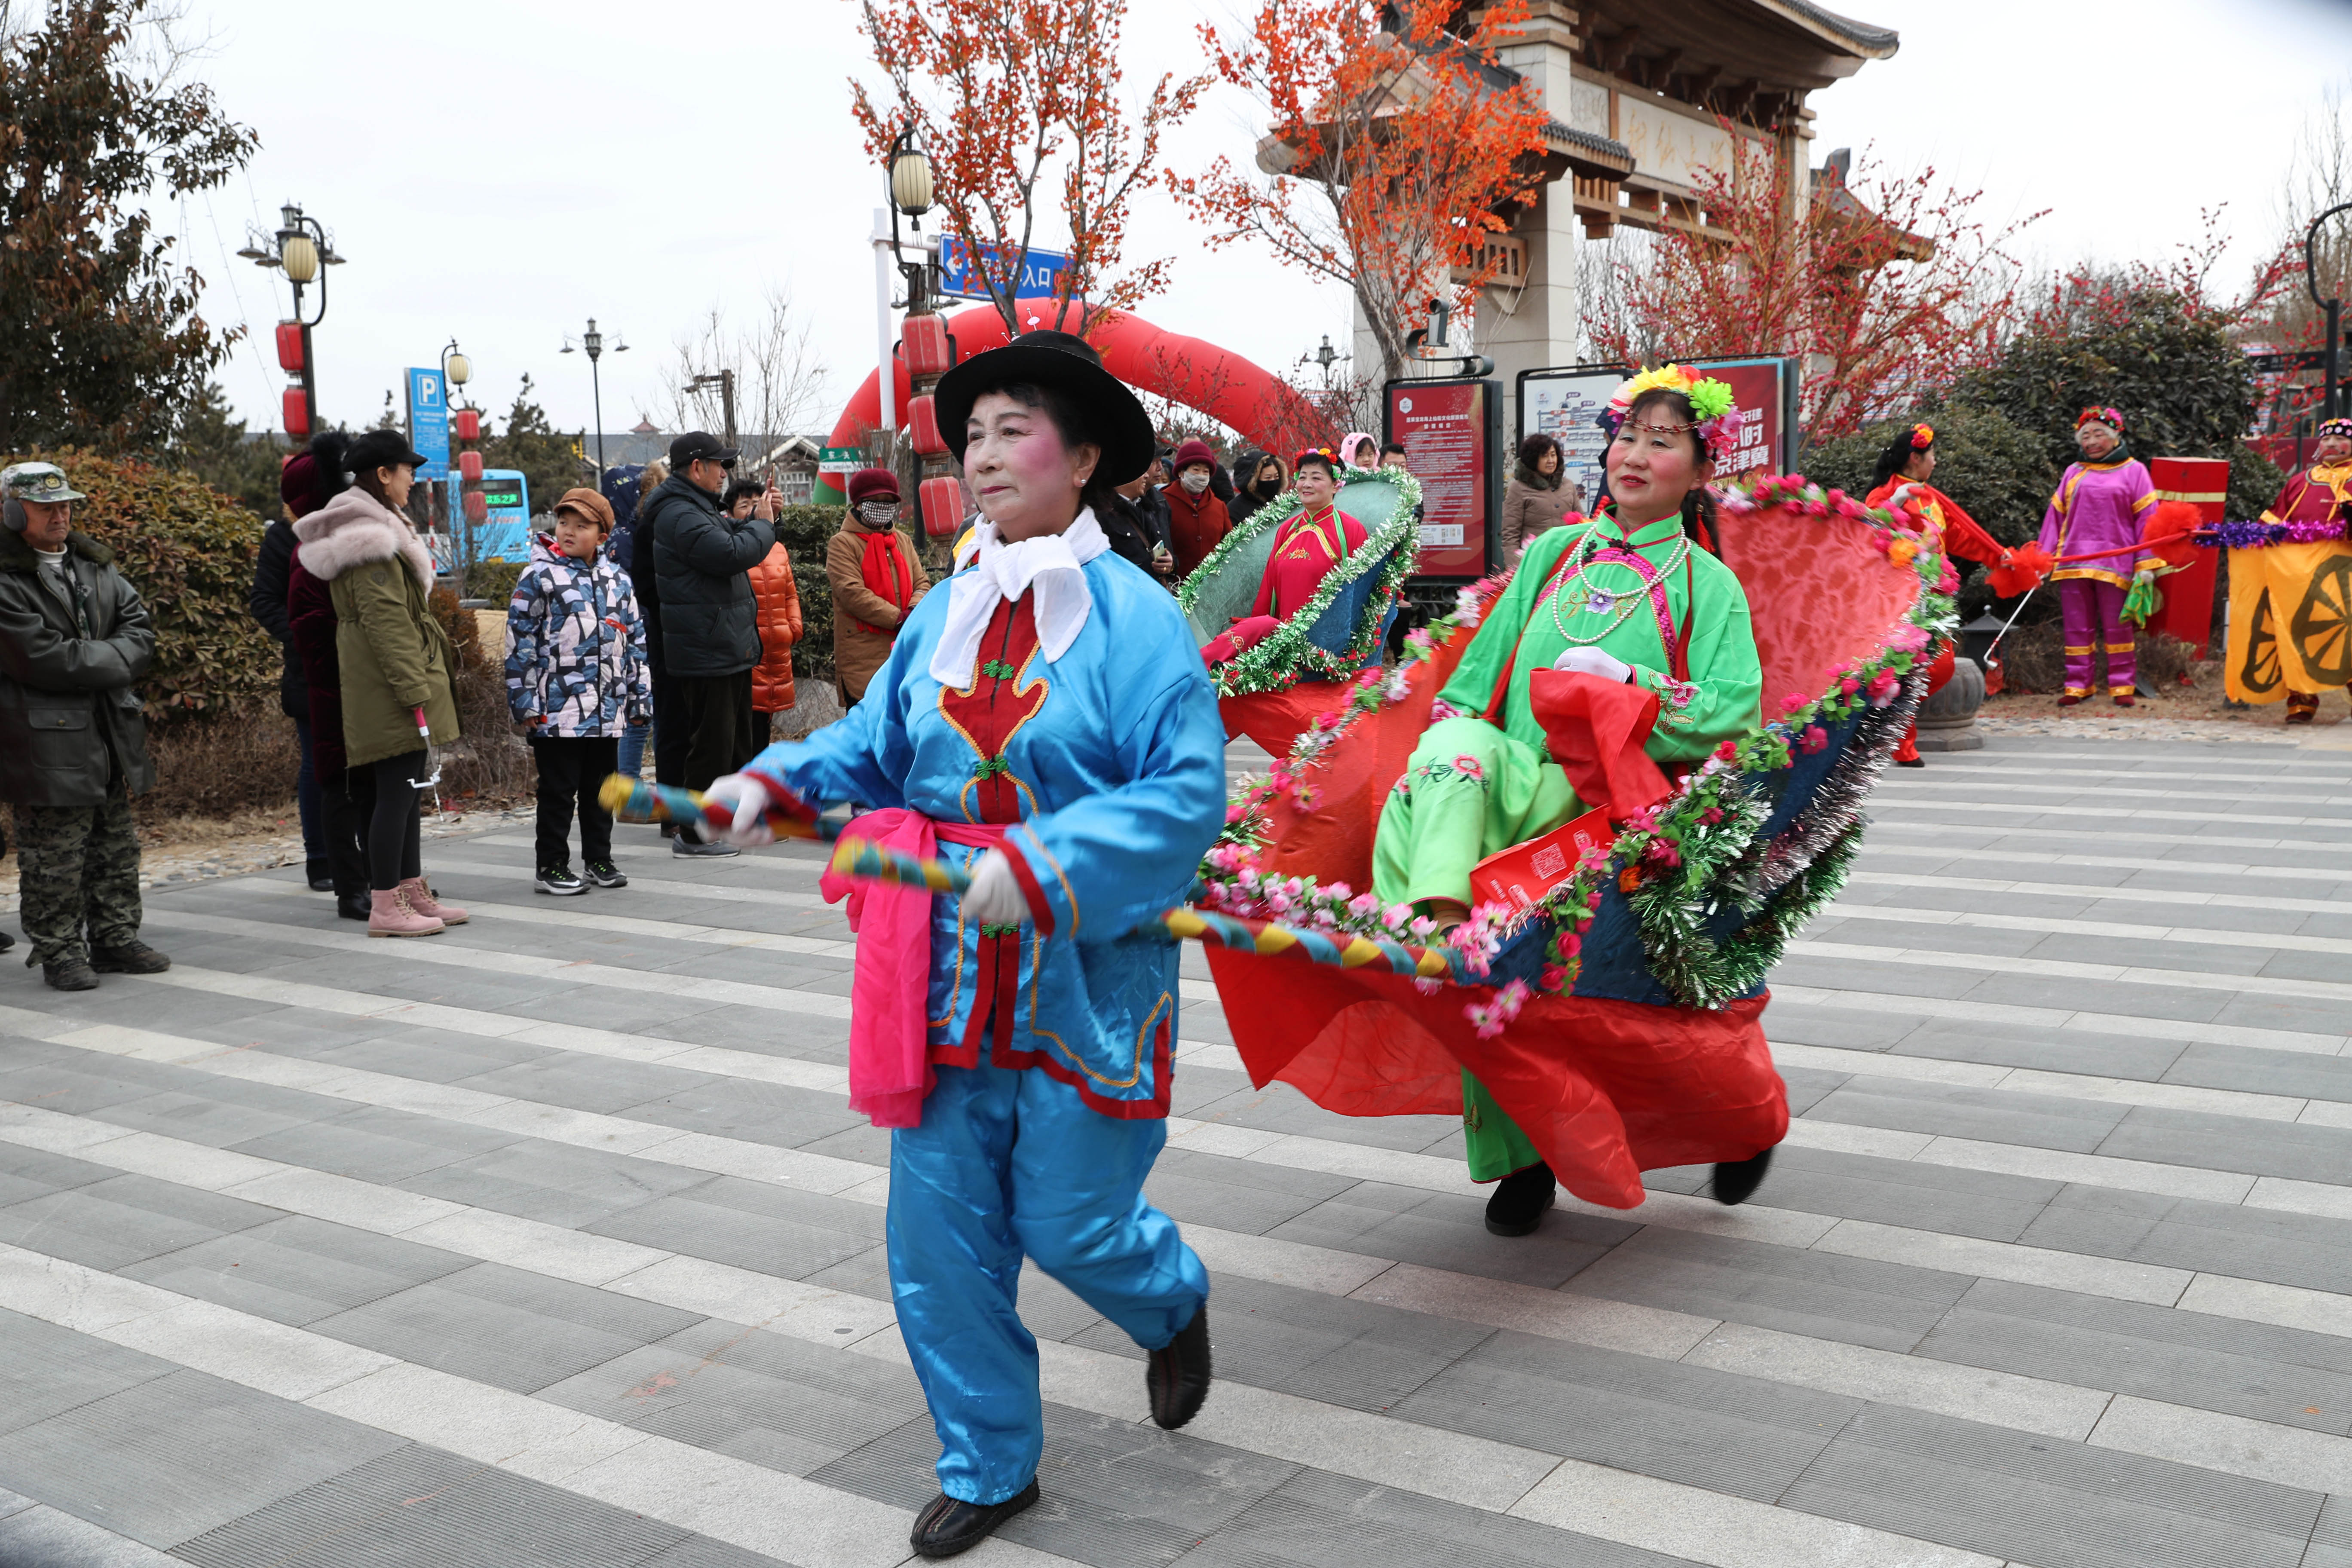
left=1545, top=523, right=1690, bottom=646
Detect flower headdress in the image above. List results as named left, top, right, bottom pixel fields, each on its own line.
left=2075, top=406, right=2125, bottom=432
left=2317, top=416, right=2352, bottom=444
left=1293, top=445, right=1342, bottom=476
left=1602, top=364, right=1744, bottom=461
left=1907, top=422, right=1935, bottom=451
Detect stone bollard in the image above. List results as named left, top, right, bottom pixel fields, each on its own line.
left=1915, top=655, right=1987, bottom=752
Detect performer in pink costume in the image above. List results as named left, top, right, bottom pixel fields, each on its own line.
left=2038, top=407, right=2157, bottom=706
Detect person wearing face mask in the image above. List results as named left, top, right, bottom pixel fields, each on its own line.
left=2039, top=407, right=2158, bottom=707
left=1370, top=366, right=1767, bottom=1235
left=829, top=468, right=931, bottom=707
left=1161, top=439, right=1228, bottom=579
left=1225, top=450, right=1288, bottom=527
left=698, top=330, right=1223, bottom=1559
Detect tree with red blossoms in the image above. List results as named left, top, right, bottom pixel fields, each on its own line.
left=1590, top=140, right=2042, bottom=443
left=850, top=0, right=1206, bottom=336
left=1172, top=0, right=1551, bottom=386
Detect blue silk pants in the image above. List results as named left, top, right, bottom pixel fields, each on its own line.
left=887, top=1062, right=1208, bottom=1504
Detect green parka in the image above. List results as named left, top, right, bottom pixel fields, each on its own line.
left=0, top=527, right=155, bottom=807
left=292, top=490, right=460, bottom=768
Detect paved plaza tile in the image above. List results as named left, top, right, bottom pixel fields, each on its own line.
left=0, top=730, right=2344, bottom=1566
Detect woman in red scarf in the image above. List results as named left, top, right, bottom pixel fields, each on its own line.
left=1202, top=448, right=1367, bottom=662
left=1864, top=423, right=2007, bottom=765
left=828, top=467, right=931, bottom=703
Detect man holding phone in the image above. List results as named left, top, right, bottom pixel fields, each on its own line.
left=645, top=432, right=775, bottom=855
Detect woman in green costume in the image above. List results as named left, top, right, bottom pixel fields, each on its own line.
left=1372, top=366, right=1764, bottom=1236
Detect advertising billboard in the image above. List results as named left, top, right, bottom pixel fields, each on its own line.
left=1519, top=355, right=1801, bottom=492
left=1519, top=363, right=1628, bottom=505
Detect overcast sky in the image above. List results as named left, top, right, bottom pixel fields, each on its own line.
left=183, top=0, right=2350, bottom=446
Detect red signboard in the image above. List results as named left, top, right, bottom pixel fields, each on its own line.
left=2148, top=455, right=2228, bottom=657
left=1680, top=356, right=1792, bottom=479
left=1388, top=380, right=1491, bottom=577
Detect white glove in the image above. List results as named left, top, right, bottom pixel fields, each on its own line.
left=961, top=849, right=1032, bottom=927
left=1551, top=646, right=1633, bottom=684
left=699, top=772, right=774, bottom=846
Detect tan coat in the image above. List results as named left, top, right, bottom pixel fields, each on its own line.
left=1499, top=471, right=1579, bottom=564
left=826, top=512, right=931, bottom=702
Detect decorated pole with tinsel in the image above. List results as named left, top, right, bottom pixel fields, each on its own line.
left=824, top=836, right=1476, bottom=983
left=597, top=775, right=833, bottom=842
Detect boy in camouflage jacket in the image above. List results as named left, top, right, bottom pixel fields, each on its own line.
left=505, top=490, right=652, bottom=894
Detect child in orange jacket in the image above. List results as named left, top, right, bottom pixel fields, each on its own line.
left=725, top=481, right=805, bottom=732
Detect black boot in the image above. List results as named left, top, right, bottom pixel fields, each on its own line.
left=1484, top=1161, right=1556, bottom=1236
left=90, top=940, right=170, bottom=974
left=1712, top=1147, right=1775, bottom=1206
left=306, top=858, right=334, bottom=892
left=1147, top=1306, right=1212, bottom=1430
left=336, top=891, right=371, bottom=922
left=40, top=955, right=98, bottom=991
left=910, top=1480, right=1039, bottom=1559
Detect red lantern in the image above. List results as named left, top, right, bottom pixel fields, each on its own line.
left=901, top=313, right=955, bottom=378
left=919, top=475, right=966, bottom=539
left=907, top=395, right=948, bottom=458
left=462, top=490, right=487, bottom=524
left=452, top=408, right=480, bottom=443
left=282, top=388, right=310, bottom=438
left=458, top=450, right=484, bottom=482
left=275, top=322, right=305, bottom=374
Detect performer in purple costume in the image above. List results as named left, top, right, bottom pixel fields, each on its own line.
left=2038, top=406, right=2158, bottom=706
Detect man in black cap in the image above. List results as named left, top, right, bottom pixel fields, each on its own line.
left=643, top=432, right=775, bottom=855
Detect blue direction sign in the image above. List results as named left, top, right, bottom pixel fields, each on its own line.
left=936, top=236, right=1074, bottom=302
left=406, top=367, right=450, bottom=481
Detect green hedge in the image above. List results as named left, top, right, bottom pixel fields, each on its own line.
left=3, top=447, right=275, bottom=724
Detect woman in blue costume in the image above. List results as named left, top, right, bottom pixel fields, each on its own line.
left=701, top=332, right=1225, bottom=1559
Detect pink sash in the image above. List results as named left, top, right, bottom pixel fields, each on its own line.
left=819, top=808, right=1004, bottom=1128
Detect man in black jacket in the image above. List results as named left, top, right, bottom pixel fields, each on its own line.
left=0, top=463, right=169, bottom=989
left=248, top=472, right=329, bottom=891
left=646, top=432, right=773, bottom=856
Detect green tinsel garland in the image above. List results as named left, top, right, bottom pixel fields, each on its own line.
left=1179, top=466, right=1424, bottom=698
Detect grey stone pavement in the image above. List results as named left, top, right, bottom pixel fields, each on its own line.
left=0, top=729, right=2347, bottom=1568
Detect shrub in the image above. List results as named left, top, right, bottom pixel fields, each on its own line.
left=136, top=702, right=299, bottom=821
left=775, top=504, right=845, bottom=682
left=467, top=556, right=526, bottom=606
left=1798, top=404, right=2058, bottom=621
left=3, top=447, right=276, bottom=724
left=428, top=585, right=532, bottom=803
left=1997, top=625, right=2200, bottom=695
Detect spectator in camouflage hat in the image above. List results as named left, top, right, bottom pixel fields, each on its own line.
left=0, top=462, right=169, bottom=990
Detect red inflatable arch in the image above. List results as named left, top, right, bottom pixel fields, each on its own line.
left=824, top=302, right=1323, bottom=486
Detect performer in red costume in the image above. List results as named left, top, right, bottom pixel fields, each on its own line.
left=1200, top=448, right=1368, bottom=664
left=1864, top=423, right=2007, bottom=765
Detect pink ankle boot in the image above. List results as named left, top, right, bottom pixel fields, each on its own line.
left=368, top=887, right=445, bottom=937
left=398, top=876, right=467, bottom=925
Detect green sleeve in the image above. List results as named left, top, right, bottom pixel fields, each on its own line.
left=1627, top=551, right=1761, bottom=760
left=1436, top=524, right=1583, bottom=716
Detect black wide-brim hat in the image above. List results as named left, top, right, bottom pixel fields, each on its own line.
left=934, top=330, right=1156, bottom=486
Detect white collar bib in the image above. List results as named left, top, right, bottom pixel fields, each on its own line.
left=929, top=510, right=1110, bottom=687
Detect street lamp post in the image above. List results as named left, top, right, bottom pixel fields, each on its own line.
left=873, top=125, right=938, bottom=439
left=2307, top=202, right=2352, bottom=421
left=560, top=318, right=628, bottom=473
left=238, top=202, right=345, bottom=435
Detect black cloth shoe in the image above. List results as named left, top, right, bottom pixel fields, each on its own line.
left=584, top=859, right=628, bottom=888
left=1147, top=1306, right=1212, bottom=1430
left=337, top=891, right=371, bottom=921
left=306, top=858, right=335, bottom=892
left=90, top=941, right=169, bottom=974
left=1894, top=757, right=1926, bottom=768
left=1484, top=1161, right=1555, bottom=1236
left=41, top=956, right=98, bottom=991
left=535, top=865, right=588, bottom=896
left=910, top=1481, right=1039, bottom=1559
left=0, top=930, right=13, bottom=952
left=1712, top=1147, right=1775, bottom=1206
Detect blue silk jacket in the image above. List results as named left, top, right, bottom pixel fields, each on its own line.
left=744, top=554, right=1226, bottom=1118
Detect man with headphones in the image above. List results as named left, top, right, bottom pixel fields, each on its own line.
left=0, top=463, right=169, bottom=990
